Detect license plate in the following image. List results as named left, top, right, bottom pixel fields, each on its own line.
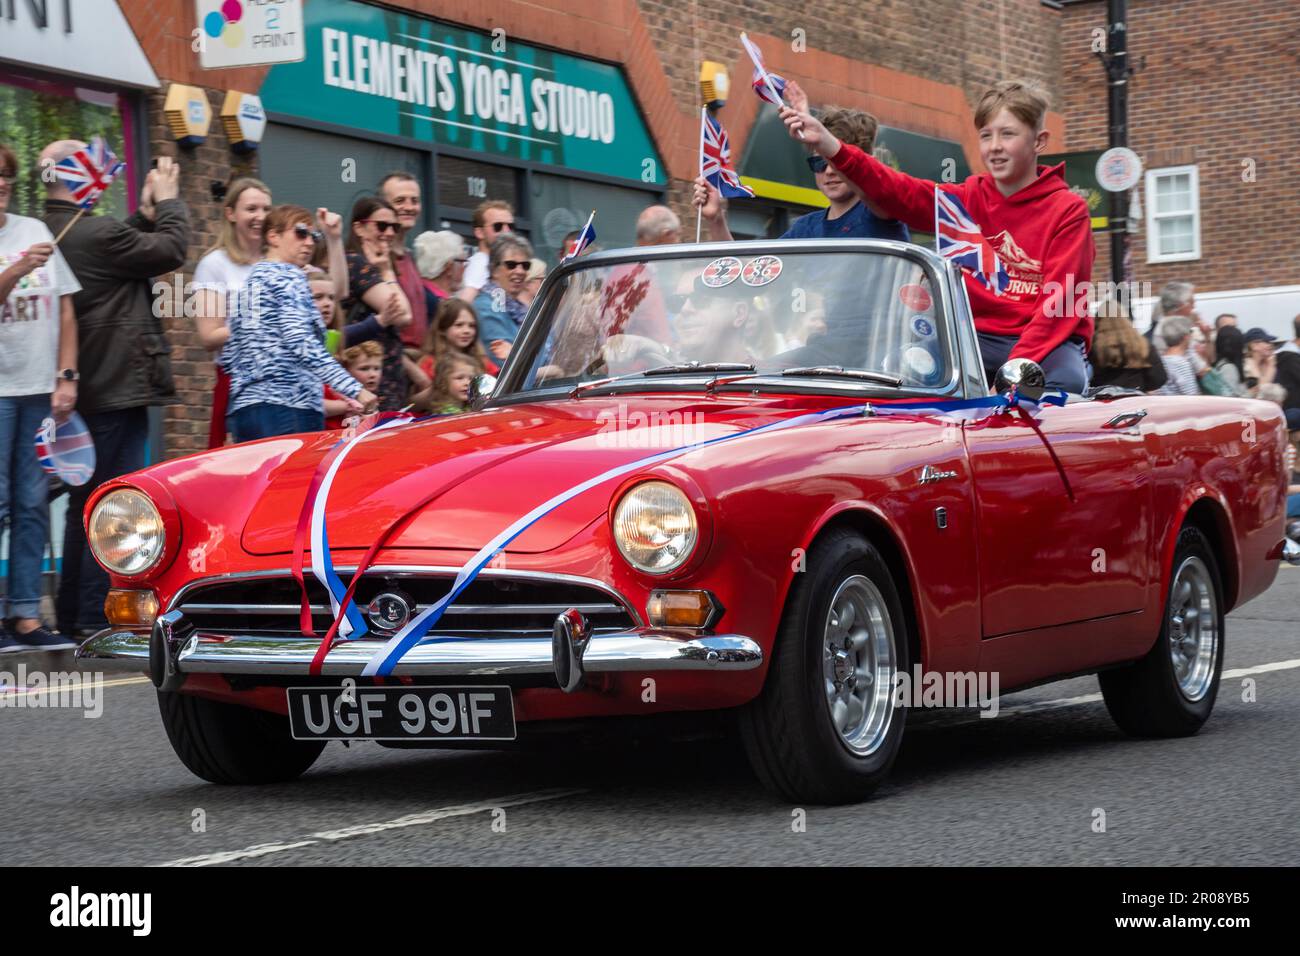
left=287, top=685, right=516, bottom=741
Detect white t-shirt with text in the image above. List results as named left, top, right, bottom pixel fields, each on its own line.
left=0, top=213, right=82, bottom=397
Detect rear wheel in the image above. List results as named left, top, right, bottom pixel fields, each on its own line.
left=739, top=527, right=909, bottom=804
left=158, top=690, right=326, bottom=784
left=1099, top=526, right=1224, bottom=736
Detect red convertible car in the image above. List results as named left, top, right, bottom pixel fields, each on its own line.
left=78, top=240, right=1295, bottom=803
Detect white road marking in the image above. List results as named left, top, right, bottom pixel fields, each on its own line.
left=158, top=788, right=587, bottom=867
left=919, top=658, right=1300, bottom=728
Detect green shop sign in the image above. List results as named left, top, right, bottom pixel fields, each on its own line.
left=260, top=0, right=665, bottom=185
left=1042, top=150, right=1108, bottom=231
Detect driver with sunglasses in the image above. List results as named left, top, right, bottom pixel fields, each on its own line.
left=601, top=271, right=764, bottom=373
left=694, top=87, right=908, bottom=244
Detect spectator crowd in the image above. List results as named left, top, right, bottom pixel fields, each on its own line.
left=2, top=93, right=1299, bottom=648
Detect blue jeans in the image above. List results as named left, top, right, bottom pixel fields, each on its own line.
left=56, top=407, right=148, bottom=634
left=228, top=403, right=324, bottom=443
left=0, top=394, right=52, bottom=620
left=978, top=332, right=1092, bottom=394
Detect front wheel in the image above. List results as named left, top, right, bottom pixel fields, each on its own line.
left=158, top=690, right=326, bottom=784
left=739, top=527, right=910, bottom=804
left=1099, top=526, right=1224, bottom=737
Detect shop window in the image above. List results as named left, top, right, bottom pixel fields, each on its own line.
left=529, top=174, right=657, bottom=266
left=260, top=123, right=426, bottom=229
left=1145, top=165, right=1200, bottom=263
left=0, top=71, right=130, bottom=219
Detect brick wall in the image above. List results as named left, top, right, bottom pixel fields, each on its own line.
left=142, top=86, right=261, bottom=456
left=120, top=0, right=1071, bottom=457
left=1061, top=0, right=1300, bottom=297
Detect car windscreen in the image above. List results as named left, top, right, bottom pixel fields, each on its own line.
left=504, top=250, right=950, bottom=395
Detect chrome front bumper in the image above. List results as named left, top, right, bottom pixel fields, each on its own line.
left=75, top=617, right=763, bottom=685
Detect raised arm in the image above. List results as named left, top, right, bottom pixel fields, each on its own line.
left=780, top=104, right=941, bottom=230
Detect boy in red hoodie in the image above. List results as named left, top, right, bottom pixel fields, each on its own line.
left=781, top=80, right=1095, bottom=392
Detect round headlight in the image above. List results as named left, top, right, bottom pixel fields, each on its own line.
left=613, top=481, right=698, bottom=574
left=88, top=489, right=166, bottom=576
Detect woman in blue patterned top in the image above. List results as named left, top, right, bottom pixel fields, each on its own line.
left=224, top=205, right=378, bottom=442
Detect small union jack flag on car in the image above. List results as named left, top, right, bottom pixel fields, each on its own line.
left=700, top=111, right=753, bottom=199
left=55, top=137, right=125, bottom=209
left=935, top=187, right=1009, bottom=295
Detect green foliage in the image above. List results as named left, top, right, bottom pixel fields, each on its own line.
left=0, top=83, right=127, bottom=219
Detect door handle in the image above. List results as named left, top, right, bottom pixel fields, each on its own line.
left=1103, top=409, right=1148, bottom=429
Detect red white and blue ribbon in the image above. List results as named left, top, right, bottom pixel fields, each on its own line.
left=356, top=401, right=877, bottom=676
left=871, top=387, right=1068, bottom=421
left=304, top=415, right=413, bottom=639
left=304, top=389, right=1065, bottom=676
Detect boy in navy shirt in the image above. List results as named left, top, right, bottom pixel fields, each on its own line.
left=693, top=87, right=908, bottom=243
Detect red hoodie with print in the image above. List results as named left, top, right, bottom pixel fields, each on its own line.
left=829, top=143, right=1095, bottom=362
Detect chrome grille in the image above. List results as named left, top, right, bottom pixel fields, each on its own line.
left=173, top=572, right=638, bottom=638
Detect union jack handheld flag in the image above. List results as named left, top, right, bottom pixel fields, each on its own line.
left=562, top=210, right=596, bottom=262
left=54, top=136, right=125, bottom=209
left=740, top=32, right=785, bottom=105
left=935, top=187, right=1010, bottom=295
left=751, top=67, right=788, bottom=105
left=700, top=110, right=754, bottom=199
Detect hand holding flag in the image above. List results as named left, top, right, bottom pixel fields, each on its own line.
left=741, top=32, right=803, bottom=140
left=699, top=109, right=754, bottom=200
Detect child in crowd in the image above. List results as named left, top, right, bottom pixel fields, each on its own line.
left=305, top=265, right=341, bottom=353
left=420, top=352, right=478, bottom=415
left=324, top=341, right=383, bottom=429
left=420, top=297, right=497, bottom=380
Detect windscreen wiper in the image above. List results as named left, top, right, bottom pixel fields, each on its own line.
left=642, top=362, right=756, bottom=375
left=779, top=366, right=903, bottom=387
left=569, top=362, right=756, bottom=398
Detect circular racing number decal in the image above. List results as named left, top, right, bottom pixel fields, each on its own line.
left=899, top=283, right=932, bottom=312
left=701, top=256, right=743, bottom=288
left=741, top=255, right=783, bottom=287
left=911, top=316, right=935, bottom=338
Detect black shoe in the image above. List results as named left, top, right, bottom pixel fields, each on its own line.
left=13, top=625, right=79, bottom=652
left=0, top=631, right=25, bottom=654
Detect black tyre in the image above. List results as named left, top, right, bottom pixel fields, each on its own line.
left=1100, top=526, right=1224, bottom=737
left=157, top=690, right=326, bottom=785
left=739, top=527, right=910, bottom=804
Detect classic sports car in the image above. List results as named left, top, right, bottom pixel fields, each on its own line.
left=78, top=239, right=1296, bottom=804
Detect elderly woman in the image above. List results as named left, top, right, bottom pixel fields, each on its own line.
left=1156, top=316, right=1207, bottom=396
left=223, top=204, right=377, bottom=442
left=473, top=234, right=534, bottom=362
left=413, top=229, right=468, bottom=309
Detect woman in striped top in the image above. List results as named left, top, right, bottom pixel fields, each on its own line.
left=224, top=205, right=378, bottom=442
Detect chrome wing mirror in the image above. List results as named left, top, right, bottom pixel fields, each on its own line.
left=468, top=373, right=497, bottom=411
left=994, top=358, right=1045, bottom=401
